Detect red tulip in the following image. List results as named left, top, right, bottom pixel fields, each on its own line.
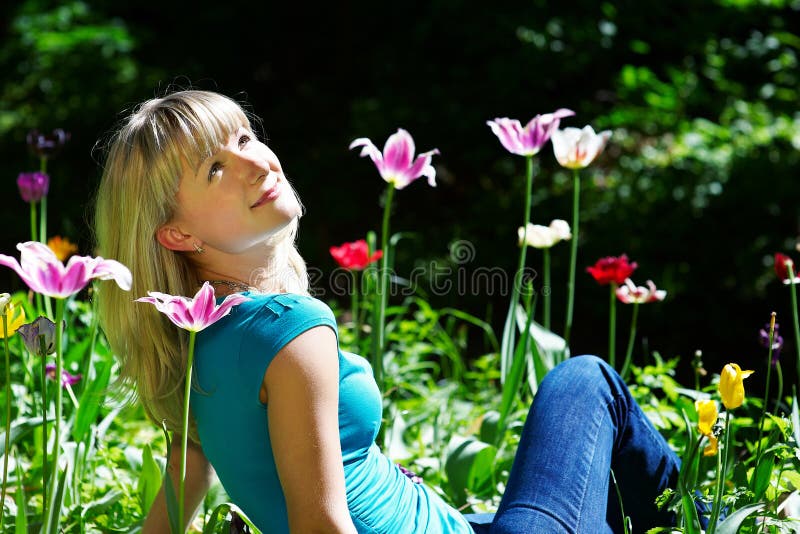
left=586, top=254, right=638, bottom=285
left=329, top=240, right=382, bottom=270
left=774, top=253, right=800, bottom=284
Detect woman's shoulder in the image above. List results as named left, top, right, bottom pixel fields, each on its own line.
left=233, top=292, right=336, bottom=326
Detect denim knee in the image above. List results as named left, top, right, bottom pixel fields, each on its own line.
left=542, top=354, right=611, bottom=386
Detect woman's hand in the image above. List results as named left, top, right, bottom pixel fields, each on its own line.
left=142, top=435, right=215, bottom=533
left=264, top=325, right=358, bottom=534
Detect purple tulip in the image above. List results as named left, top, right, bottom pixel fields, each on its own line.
left=759, top=322, right=783, bottom=366
left=17, top=316, right=58, bottom=356
left=16, top=172, right=50, bottom=203
left=45, top=363, right=81, bottom=387
left=349, top=129, right=440, bottom=190
left=0, top=241, right=132, bottom=299
left=26, top=129, right=70, bottom=159
left=136, top=282, right=249, bottom=332
left=487, top=109, right=575, bottom=156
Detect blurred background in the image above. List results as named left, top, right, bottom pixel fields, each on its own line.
left=1, top=0, right=799, bottom=388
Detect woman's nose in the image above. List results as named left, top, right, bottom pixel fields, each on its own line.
left=230, top=151, right=267, bottom=184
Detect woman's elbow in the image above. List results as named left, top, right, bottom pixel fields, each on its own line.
left=289, top=509, right=357, bottom=534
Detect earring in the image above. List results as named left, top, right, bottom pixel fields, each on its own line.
left=193, top=243, right=205, bottom=254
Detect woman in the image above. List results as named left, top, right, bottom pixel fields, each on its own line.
left=94, top=89, right=681, bottom=533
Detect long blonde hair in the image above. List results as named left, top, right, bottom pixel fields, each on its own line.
left=93, top=90, right=308, bottom=440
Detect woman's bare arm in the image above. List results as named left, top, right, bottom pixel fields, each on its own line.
left=142, top=436, right=216, bottom=533
left=265, top=325, right=358, bottom=534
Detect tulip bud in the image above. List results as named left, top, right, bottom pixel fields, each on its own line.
left=26, top=129, right=70, bottom=159
left=17, top=316, right=59, bottom=356
left=0, top=293, right=10, bottom=315
left=16, top=172, right=50, bottom=203
left=695, top=399, right=718, bottom=437
left=0, top=298, right=26, bottom=339
left=718, top=363, right=754, bottom=410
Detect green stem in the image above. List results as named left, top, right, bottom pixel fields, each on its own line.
left=543, top=248, right=551, bottom=330
left=40, top=158, right=53, bottom=318
left=40, top=195, right=48, bottom=244
left=179, top=331, right=197, bottom=532
left=40, top=155, right=48, bottom=243
left=755, top=318, right=776, bottom=468
left=501, top=157, right=534, bottom=379
left=788, top=265, right=800, bottom=388
left=371, top=184, right=395, bottom=392
left=47, top=299, right=66, bottom=529
left=620, top=302, right=639, bottom=381
left=564, top=169, right=581, bottom=346
left=609, top=282, right=617, bottom=369
left=30, top=200, right=38, bottom=244
left=0, top=315, right=11, bottom=527
left=81, top=287, right=101, bottom=394
left=39, top=335, right=48, bottom=530
left=775, top=363, right=783, bottom=415
left=351, top=270, right=360, bottom=346
left=708, top=411, right=732, bottom=533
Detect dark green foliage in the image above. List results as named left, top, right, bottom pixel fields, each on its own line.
left=1, top=0, right=799, bottom=385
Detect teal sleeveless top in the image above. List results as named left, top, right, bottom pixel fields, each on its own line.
left=191, top=293, right=474, bottom=533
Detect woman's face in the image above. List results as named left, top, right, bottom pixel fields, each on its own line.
left=171, top=126, right=302, bottom=254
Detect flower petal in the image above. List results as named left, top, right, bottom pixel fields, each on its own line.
left=349, top=137, right=385, bottom=175
left=89, top=258, right=133, bottom=291
left=487, top=118, right=526, bottom=155
left=382, top=129, right=415, bottom=176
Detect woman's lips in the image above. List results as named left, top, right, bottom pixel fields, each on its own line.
left=251, top=181, right=282, bottom=208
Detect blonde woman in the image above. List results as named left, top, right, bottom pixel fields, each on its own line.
left=94, top=90, right=686, bottom=533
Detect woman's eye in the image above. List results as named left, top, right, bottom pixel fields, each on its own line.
left=238, top=134, right=251, bottom=148
left=208, top=162, right=223, bottom=181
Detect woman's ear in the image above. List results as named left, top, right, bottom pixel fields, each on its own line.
left=156, top=224, right=195, bottom=252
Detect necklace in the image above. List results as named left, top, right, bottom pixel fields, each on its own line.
left=206, top=279, right=255, bottom=293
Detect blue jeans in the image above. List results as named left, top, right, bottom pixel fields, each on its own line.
left=463, top=355, right=680, bottom=533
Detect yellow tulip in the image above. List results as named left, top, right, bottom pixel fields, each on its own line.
left=0, top=300, right=26, bottom=339
left=703, top=434, right=719, bottom=457
left=695, top=399, right=718, bottom=436
left=719, top=363, right=754, bottom=410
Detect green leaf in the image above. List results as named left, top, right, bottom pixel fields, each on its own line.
left=751, top=452, right=775, bottom=500
left=714, top=503, right=765, bottom=534
left=82, top=489, right=123, bottom=515
left=160, top=422, right=180, bottom=534
left=137, top=444, right=162, bottom=514
left=792, top=393, right=800, bottom=449
left=44, top=465, right=68, bottom=534
left=0, top=417, right=43, bottom=457
left=500, top=299, right=520, bottom=384
left=496, top=306, right=533, bottom=440
left=514, top=308, right=568, bottom=392
left=478, top=411, right=500, bottom=444
left=71, top=354, right=111, bottom=443
left=14, top=450, right=26, bottom=534
left=203, top=503, right=261, bottom=534
left=444, top=435, right=497, bottom=504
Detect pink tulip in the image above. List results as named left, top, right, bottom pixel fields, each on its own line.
left=616, top=278, right=666, bottom=304
left=136, top=281, right=249, bottom=332
left=486, top=109, right=575, bottom=156
left=349, top=129, right=440, bottom=189
left=0, top=241, right=132, bottom=299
